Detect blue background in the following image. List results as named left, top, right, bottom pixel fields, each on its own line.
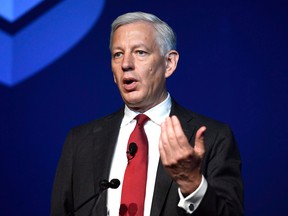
left=0, top=0, right=288, bottom=215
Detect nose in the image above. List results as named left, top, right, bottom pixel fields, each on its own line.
left=121, top=53, right=134, bottom=72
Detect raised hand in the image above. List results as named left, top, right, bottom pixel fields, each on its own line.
left=159, top=115, right=206, bottom=195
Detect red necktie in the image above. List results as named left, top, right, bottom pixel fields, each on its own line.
left=119, top=114, right=149, bottom=216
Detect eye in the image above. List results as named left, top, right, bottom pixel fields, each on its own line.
left=136, top=50, right=147, bottom=56
left=113, top=52, right=123, bottom=59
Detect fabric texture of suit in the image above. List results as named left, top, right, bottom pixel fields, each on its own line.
left=51, top=100, right=244, bottom=216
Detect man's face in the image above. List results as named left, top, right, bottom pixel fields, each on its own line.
left=111, top=22, right=170, bottom=112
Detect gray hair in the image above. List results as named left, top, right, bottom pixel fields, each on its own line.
left=109, top=11, right=177, bottom=56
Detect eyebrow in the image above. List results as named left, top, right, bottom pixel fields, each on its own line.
left=111, top=43, right=151, bottom=52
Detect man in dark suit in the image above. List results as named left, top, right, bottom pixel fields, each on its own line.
left=51, top=12, right=243, bottom=216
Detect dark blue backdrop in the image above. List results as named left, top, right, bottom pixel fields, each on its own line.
left=0, top=0, right=287, bottom=215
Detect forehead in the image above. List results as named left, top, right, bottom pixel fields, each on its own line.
left=112, top=21, right=157, bottom=45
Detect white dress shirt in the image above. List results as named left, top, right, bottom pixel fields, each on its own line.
left=107, top=94, right=207, bottom=215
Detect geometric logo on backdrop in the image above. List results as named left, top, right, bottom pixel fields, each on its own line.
left=0, top=0, right=44, bottom=23
left=0, top=0, right=105, bottom=86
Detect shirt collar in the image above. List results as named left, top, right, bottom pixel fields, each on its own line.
left=121, top=93, right=172, bottom=127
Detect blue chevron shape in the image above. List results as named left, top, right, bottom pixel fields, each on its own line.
left=0, top=0, right=44, bottom=22
left=0, top=0, right=105, bottom=86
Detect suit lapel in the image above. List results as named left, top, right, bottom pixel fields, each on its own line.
left=150, top=160, right=173, bottom=216
left=150, top=100, right=197, bottom=216
left=91, top=108, right=124, bottom=214
left=91, top=111, right=124, bottom=181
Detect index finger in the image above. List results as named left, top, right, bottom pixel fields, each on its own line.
left=171, top=115, right=189, bottom=148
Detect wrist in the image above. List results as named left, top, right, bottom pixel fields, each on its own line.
left=178, top=172, right=202, bottom=196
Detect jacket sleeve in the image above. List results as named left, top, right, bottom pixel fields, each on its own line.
left=191, top=125, right=244, bottom=216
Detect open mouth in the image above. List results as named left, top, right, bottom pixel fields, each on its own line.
left=123, top=78, right=137, bottom=91
left=123, top=77, right=137, bottom=85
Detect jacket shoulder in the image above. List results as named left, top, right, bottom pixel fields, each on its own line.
left=68, top=107, right=124, bottom=139
left=172, top=100, right=231, bottom=131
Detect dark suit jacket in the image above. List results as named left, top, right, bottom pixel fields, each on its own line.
left=51, top=100, right=244, bottom=216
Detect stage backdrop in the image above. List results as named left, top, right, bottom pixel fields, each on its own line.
left=0, top=0, right=287, bottom=215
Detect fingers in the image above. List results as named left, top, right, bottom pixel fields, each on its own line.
left=162, top=116, right=179, bottom=152
left=170, top=116, right=189, bottom=146
left=195, top=126, right=206, bottom=158
left=159, top=117, right=172, bottom=164
left=159, top=115, right=206, bottom=161
left=159, top=116, right=188, bottom=160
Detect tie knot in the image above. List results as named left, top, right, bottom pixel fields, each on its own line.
left=135, top=114, right=149, bottom=127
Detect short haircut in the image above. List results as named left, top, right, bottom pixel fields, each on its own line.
left=110, top=11, right=177, bottom=56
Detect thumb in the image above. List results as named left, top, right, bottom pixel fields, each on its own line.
left=194, top=126, right=206, bottom=157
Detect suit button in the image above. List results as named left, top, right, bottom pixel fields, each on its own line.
left=189, top=203, right=194, bottom=211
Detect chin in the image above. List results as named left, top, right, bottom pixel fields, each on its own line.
left=124, top=99, right=144, bottom=110
left=123, top=92, right=142, bottom=103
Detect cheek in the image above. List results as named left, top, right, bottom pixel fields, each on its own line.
left=147, top=66, right=156, bottom=76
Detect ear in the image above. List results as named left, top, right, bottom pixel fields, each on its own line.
left=113, top=73, right=117, bottom=84
left=164, top=50, right=179, bottom=78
